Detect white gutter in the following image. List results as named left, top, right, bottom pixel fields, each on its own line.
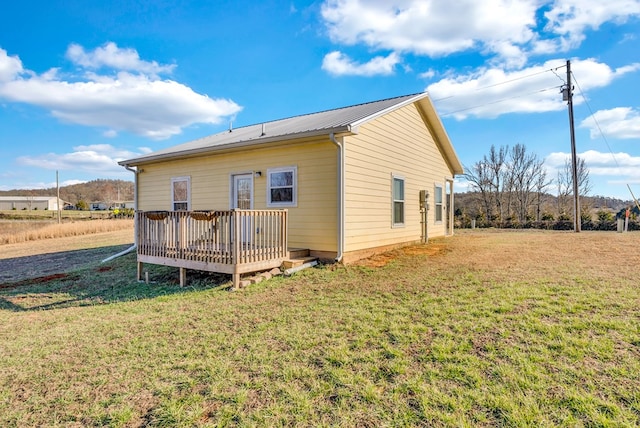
left=329, top=133, right=345, bottom=263
left=101, top=166, right=139, bottom=263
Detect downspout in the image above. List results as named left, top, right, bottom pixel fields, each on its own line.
left=329, top=133, right=345, bottom=263
left=101, top=165, right=138, bottom=263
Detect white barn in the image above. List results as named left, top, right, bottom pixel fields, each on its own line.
left=0, top=196, right=67, bottom=211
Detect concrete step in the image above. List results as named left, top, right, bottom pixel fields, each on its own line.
left=282, top=256, right=317, bottom=269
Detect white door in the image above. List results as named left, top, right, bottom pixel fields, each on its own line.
left=233, top=174, right=253, bottom=209
left=232, top=174, right=253, bottom=242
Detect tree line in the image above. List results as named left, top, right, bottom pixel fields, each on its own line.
left=456, top=143, right=637, bottom=229
left=0, top=179, right=134, bottom=208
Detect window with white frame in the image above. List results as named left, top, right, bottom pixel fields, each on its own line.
left=392, top=175, right=405, bottom=226
left=267, top=166, right=297, bottom=207
left=434, top=183, right=443, bottom=223
left=171, top=176, right=190, bottom=210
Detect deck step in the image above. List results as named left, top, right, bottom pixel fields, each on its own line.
left=282, top=256, right=317, bottom=269
left=287, top=248, right=310, bottom=259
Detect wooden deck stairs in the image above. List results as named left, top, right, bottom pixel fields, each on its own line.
left=282, top=248, right=317, bottom=270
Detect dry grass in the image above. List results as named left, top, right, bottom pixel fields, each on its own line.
left=0, top=219, right=133, bottom=245
left=0, top=230, right=638, bottom=426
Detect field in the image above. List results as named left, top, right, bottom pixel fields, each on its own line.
left=0, top=230, right=639, bottom=426
left=0, top=219, right=133, bottom=245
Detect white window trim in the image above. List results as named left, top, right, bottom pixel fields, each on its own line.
left=171, top=176, right=191, bottom=211
left=392, top=174, right=405, bottom=228
left=434, top=183, right=444, bottom=224
left=266, top=166, right=298, bottom=208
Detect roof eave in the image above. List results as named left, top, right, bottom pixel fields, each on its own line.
left=119, top=125, right=354, bottom=167
left=418, top=95, right=464, bottom=176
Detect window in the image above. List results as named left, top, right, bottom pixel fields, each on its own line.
left=392, top=175, right=405, bottom=226
left=434, top=183, right=443, bottom=223
left=267, top=167, right=297, bottom=207
left=171, top=176, right=190, bottom=210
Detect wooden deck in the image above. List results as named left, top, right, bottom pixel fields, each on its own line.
left=136, top=209, right=288, bottom=287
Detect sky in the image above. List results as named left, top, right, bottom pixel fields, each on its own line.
left=1, top=0, right=639, bottom=200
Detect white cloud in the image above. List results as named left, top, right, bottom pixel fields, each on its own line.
left=428, top=58, right=639, bottom=119
left=580, top=107, right=640, bottom=139
left=322, top=51, right=400, bottom=76
left=542, top=0, right=640, bottom=50
left=17, top=144, right=149, bottom=176
left=543, top=150, right=640, bottom=198
left=321, top=0, right=538, bottom=66
left=320, top=0, right=640, bottom=70
left=418, top=69, right=436, bottom=80
left=0, top=44, right=242, bottom=140
left=0, top=48, right=23, bottom=82
left=545, top=150, right=640, bottom=188
left=66, top=42, right=176, bottom=77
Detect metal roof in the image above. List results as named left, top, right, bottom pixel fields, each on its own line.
left=119, top=92, right=462, bottom=174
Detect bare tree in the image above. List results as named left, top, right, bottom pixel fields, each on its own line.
left=466, top=144, right=552, bottom=225
left=508, top=144, right=547, bottom=222
left=464, top=160, right=494, bottom=222
left=464, top=145, right=508, bottom=222
left=534, top=167, right=553, bottom=221
left=557, top=157, right=592, bottom=218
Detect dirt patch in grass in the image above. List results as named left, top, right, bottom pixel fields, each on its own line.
left=354, top=241, right=448, bottom=267
left=0, top=229, right=133, bottom=284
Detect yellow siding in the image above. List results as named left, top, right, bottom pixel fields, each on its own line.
left=137, top=139, right=338, bottom=251
left=343, top=103, right=455, bottom=252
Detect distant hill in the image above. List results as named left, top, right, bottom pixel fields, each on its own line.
left=0, top=179, right=134, bottom=205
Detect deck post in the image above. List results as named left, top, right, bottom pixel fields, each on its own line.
left=179, top=267, right=187, bottom=287
left=232, top=272, right=240, bottom=289
left=137, top=261, right=143, bottom=281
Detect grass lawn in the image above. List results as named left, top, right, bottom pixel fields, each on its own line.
left=1, top=230, right=639, bottom=427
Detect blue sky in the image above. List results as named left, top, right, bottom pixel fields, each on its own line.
left=1, top=0, right=639, bottom=199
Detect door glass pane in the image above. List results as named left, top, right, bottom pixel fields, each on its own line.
left=236, top=177, right=252, bottom=209
left=173, top=180, right=187, bottom=202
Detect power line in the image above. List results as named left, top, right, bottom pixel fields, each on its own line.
left=571, top=71, right=620, bottom=168
left=432, top=65, right=567, bottom=103
left=439, top=85, right=562, bottom=117
left=433, top=66, right=569, bottom=116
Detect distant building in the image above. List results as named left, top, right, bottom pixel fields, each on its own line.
left=111, top=200, right=135, bottom=209
left=89, top=201, right=134, bottom=210
left=90, top=202, right=109, bottom=211
left=0, top=196, right=69, bottom=211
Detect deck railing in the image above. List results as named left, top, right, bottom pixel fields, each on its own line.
left=136, top=209, right=288, bottom=286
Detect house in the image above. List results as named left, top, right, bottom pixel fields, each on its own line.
left=0, top=196, right=69, bottom=211
left=90, top=202, right=109, bottom=211
left=89, top=201, right=135, bottom=210
left=119, top=92, right=463, bottom=287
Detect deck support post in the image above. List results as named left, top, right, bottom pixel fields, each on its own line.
left=232, top=273, right=240, bottom=289
left=137, top=261, right=143, bottom=282
left=179, top=267, right=187, bottom=287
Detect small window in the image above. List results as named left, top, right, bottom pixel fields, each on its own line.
left=267, top=167, right=297, bottom=207
left=392, top=176, right=405, bottom=226
left=435, top=183, right=443, bottom=223
left=171, top=176, right=190, bottom=210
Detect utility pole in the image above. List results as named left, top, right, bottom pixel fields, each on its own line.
left=563, top=60, right=581, bottom=232
left=56, top=170, right=62, bottom=224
